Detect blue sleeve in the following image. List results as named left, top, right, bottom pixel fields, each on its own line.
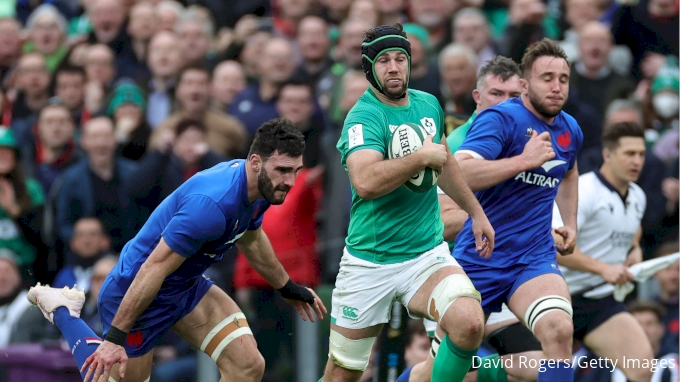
left=162, top=195, right=227, bottom=258
left=458, top=109, right=508, bottom=160
left=52, top=268, right=74, bottom=289
left=570, top=122, right=584, bottom=170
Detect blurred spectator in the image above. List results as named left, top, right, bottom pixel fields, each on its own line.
left=121, top=1, right=156, bottom=83
left=294, top=16, right=333, bottom=88
left=0, top=18, right=22, bottom=86
left=375, top=0, right=408, bottom=25
left=108, top=82, right=151, bottom=161
left=229, top=37, right=296, bottom=138
left=612, top=0, right=679, bottom=79
left=54, top=65, right=88, bottom=129
left=404, top=319, right=430, bottom=368
left=317, top=18, right=371, bottom=114
left=498, top=0, right=557, bottom=63
left=559, top=0, right=633, bottom=76
left=438, top=43, right=477, bottom=117
left=52, top=216, right=110, bottom=292
left=452, top=8, right=500, bottom=73
left=319, top=0, right=353, bottom=25
left=14, top=0, right=77, bottom=26
left=152, top=66, right=247, bottom=158
left=644, top=61, right=679, bottom=162
left=87, top=0, right=127, bottom=47
left=237, top=28, right=274, bottom=83
left=347, top=0, right=380, bottom=26
left=130, top=118, right=227, bottom=223
left=55, top=116, right=137, bottom=253
left=211, top=60, right=247, bottom=112
left=10, top=53, right=50, bottom=136
left=569, top=21, right=635, bottom=118
left=653, top=242, right=679, bottom=355
left=628, top=300, right=679, bottom=381
left=23, top=4, right=69, bottom=73
left=83, top=44, right=116, bottom=114
left=67, top=0, right=93, bottom=41
left=0, top=88, right=11, bottom=128
left=408, top=0, right=458, bottom=56
left=0, top=128, right=45, bottom=275
left=403, top=23, right=441, bottom=102
left=659, top=158, right=678, bottom=242
left=176, top=12, right=218, bottom=72
left=155, top=0, right=184, bottom=32
left=0, top=249, right=36, bottom=346
left=145, top=31, right=182, bottom=129
left=81, top=254, right=118, bottom=336
left=21, top=103, right=80, bottom=196
left=273, top=0, right=313, bottom=39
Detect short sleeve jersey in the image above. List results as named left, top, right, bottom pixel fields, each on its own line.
left=336, top=88, right=445, bottom=264
left=109, top=160, right=269, bottom=297
left=453, top=97, right=584, bottom=267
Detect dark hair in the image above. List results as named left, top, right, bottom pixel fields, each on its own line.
left=175, top=118, right=206, bottom=137
left=55, top=64, right=86, bottom=79
left=365, top=22, right=406, bottom=40
left=279, top=77, right=314, bottom=99
left=178, top=65, right=211, bottom=83
left=520, top=38, right=569, bottom=78
left=627, top=300, right=667, bottom=321
left=601, top=121, right=645, bottom=150
left=477, top=55, right=521, bottom=88
left=654, top=241, right=679, bottom=258
left=248, top=118, right=305, bottom=161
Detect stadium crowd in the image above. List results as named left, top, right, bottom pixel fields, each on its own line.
left=0, top=0, right=677, bottom=381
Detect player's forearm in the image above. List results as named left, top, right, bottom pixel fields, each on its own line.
left=238, top=232, right=289, bottom=289
left=555, top=245, right=606, bottom=275
left=353, top=154, right=427, bottom=199
left=438, top=154, right=485, bottom=218
left=110, top=262, right=167, bottom=332
left=455, top=155, right=528, bottom=192
left=555, top=166, right=579, bottom=230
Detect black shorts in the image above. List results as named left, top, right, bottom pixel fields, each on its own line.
left=572, top=293, right=627, bottom=341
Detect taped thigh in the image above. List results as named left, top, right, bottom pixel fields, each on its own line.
left=200, top=312, right=253, bottom=362
left=328, top=330, right=377, bottom=371
left=524, top=295, right=573, bottom=333
left=426, top=274, right=481, bottom=322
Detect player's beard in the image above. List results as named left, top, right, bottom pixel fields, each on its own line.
left=528, top=87, right=566, bottom=119
left=381, top=77, right=408, bottom=100
left=258, top=168, right=290, bottom=205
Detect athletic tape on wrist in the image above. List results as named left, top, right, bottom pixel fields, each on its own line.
left=105, top=326, right=127, bottom=347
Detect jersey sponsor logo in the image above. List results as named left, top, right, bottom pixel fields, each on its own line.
left=420, top=117, right=436, bottom=135
left=342, top=306, right=359, bottom=321
left=348, top=124, right=364, bottom=149
left=514, top=171, right=561, bottom=188
left=557, top=131, right=571, bottom=151
left=540, top=159, right=567, bottom=172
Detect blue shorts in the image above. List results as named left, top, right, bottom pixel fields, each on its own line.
left=98, top=274, right=214, bottom=357
left=457, top=256, right=563, bottom=315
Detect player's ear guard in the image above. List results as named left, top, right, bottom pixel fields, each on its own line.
left=328, top=330, right=377, bottom=371
left=277, top=278, right=315, bottom=304
left=200, top=312, right=252, bottom=362
left=426, top=274, right=481, bottom=323
left=523, top=295, right=573, bottom=333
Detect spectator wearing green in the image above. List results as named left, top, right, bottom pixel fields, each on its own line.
left=23, top=4, right=70, bottom=73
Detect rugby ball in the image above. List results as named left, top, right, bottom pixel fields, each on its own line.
left=388, top=122, right=439, bottom=193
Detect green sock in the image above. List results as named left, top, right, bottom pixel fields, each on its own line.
left=431, top=335, right=478, bottom=382
left=476, top=354, right=509, bottom=382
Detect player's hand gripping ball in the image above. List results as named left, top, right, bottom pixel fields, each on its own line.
left=388, top=122, right=439, bottom=192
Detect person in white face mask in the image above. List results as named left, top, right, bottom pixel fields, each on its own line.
left=646, top=61, right=679, bottom=164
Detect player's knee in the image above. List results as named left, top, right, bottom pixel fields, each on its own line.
left=427, top=273, right=481, bottom=326
left=537, top=313, right=573, bottom=345
left=328, top=330, right=377, bottom=371
left=241, top=352, right=266, bottom=378
left=524, top=295, right=573, bottom=340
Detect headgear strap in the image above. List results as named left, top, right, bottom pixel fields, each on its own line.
left=361, top=25, right=411, bottom=98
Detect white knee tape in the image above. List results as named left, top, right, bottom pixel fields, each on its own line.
left=328, top=330, right=376, bottom=371
left=200, top=312, right=253, bottom=362
left=429, top=332, right=443, bottom=359
left=524, top=295, right=573, bottom=333
left=427, top=274, right=481, bottom=323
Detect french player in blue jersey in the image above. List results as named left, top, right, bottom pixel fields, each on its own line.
left=27, top=118, right=327, bottom=382
left=453, top=39, right=583, bottom=382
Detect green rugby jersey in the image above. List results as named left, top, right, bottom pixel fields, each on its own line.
left=337, top=88, right=446, bottom=264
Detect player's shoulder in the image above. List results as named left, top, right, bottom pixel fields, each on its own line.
left=182, top=160, right=246, bottom=205
left=557, top=110, right=583, bottom=136
left=409, top=89, right=441, bottom=109
left=345, top=91, right=385, bottom=126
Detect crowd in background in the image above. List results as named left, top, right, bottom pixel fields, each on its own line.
left=0, top=0, right=677, bottom=381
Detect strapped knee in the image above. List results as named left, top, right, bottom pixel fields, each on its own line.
left=200, top=312, right=253, bottom=362
left=328, top=330, right=376, bottom=371
left=523, top=295, right=573, bottom=333
left=427, top=274, right=481, bottom=323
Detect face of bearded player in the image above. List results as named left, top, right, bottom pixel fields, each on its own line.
left=257, top=152, right=303, bottom=205
left=375, top=50, right=409, bottom=99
